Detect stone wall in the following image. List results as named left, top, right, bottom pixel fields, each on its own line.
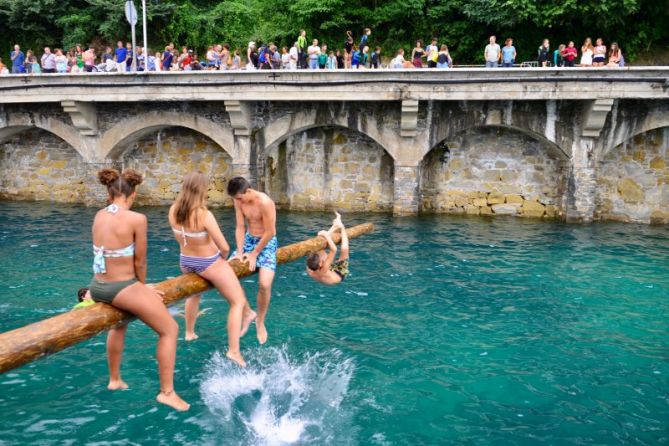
left=263, top=126, right=395, bottom=212
left=0, top=129, right=91, bottom=202
left=596, top=127, right=669, bottom=224
left=122, top=128, right=233, bottom=207
left=420, top=127, right=569, bottom=219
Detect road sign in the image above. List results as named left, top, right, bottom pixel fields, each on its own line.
left=125, top=1, right=138, bottom=26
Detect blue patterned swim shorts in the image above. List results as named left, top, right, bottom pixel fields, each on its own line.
left=231, top=233, right=278, bottom=272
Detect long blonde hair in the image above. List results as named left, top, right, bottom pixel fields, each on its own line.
left=173, top=172, right=208, bottom=227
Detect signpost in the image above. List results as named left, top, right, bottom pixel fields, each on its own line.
left=142, top=0, right=148, bottom=63
left=124, top=1, right=138, bottom=72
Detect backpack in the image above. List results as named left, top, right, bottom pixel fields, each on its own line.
left=352, top=51, right=360, bottom=65
left=258, top=48, right=267, bottom=64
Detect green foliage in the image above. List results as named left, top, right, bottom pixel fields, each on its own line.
left=0, top=0, right=667, bottom=63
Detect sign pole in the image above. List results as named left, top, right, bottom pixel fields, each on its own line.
left=124, top=1, right=139, bottom=73
left=131, top=23, right=137, bottom=72
left=142, top=0, right=147, bottom=60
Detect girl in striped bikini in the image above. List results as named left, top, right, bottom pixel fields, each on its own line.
left=168, top=172, right=255, bottom=367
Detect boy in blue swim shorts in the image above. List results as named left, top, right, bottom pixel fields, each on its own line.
left=228, top=177, right=277, bottom=345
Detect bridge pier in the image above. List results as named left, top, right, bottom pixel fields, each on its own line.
left=393, top=164, right=420, bottom=216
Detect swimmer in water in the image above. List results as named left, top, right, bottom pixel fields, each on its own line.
left=306, top=212, right=349, bottom=285
left=73, top=287, right=95, bottom=309
left=169, top=172, right=255, bottom=367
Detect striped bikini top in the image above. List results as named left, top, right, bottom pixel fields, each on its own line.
left=92, top=204, right=135, bottom=274
left=172, top=227, right=208, bottom=246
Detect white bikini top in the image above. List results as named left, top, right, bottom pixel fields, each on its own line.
left=172, top=227, right=208, bottom=246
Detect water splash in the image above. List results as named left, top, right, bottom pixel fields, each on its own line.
left=201, top=346, right=356, bottom=445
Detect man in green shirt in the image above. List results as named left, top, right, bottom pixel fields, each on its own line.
left=297, top=30, right=307, bottom=69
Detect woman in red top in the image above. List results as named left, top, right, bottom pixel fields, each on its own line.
left=562, top=41, right=578, bottom=67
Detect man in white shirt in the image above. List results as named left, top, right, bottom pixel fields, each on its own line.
left=289, top=42, right=299, bottom=70
left=484, top=35, right=501, bottom=68
left=307, top=39, right=321, bottom=70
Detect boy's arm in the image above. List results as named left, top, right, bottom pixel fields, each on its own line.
left=233, top=202, right=246, bottom=261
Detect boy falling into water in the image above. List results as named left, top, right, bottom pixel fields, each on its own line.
left=306, top=212, right=349, bottom=285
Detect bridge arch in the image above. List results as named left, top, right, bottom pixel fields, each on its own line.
left=601, top=114, right=669, bottom=159
left=0, top=118, right=87, bottom=160
left=99, top=111, right=236, bottom=160
left=420, top=124, right=570, bottom=216
left=258, top=108, right=400, bottom=161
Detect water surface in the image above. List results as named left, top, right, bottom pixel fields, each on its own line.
left=0, top=202, right=668, bottom=445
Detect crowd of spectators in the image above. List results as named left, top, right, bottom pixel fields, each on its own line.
left=0, top=30, right=627, bottom=75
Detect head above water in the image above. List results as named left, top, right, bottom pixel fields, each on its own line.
left=174, top=172, right=209, bottom=227
left=306, top=251, right=325, bottom=271
left=97, top=168, right=143, bottom=202
left=227, top=176, right=251, bottom=201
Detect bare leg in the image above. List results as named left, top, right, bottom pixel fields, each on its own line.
left=240, top=302, right=257, bottom=338
left=107, top=325, right=129, bottom=390
left=184, top=295, right=201, bottom=341
left=256, top=268, right=275, bottom=345
left=113, top=282, right=189, bottom=411
left=338, top=219, right=349, bottom=262
left=200, top=259, right=248, bottom=367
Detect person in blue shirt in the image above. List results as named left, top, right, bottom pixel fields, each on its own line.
left=359, top=28, right=371, bottom=53
left=114, top=41, right=127, bottom=73
left=162, top=46, right=174, bottom=71
left=125, top=42, right=134, bottom=71
left=10, top=44, right=25, bottom=74
left=501, top=38, right=517, bottom=68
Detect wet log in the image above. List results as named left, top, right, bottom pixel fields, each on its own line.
left=0, top=223, right=374, bottom=373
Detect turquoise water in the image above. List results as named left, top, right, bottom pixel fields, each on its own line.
left=0, top=202, right=668, bottom=445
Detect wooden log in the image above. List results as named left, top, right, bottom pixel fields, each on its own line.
left=0, top=223, right=374, bottom=373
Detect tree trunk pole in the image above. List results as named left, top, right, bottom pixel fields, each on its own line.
left=0, top=223, right=373, bottom=374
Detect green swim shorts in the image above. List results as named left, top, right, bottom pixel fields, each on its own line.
left=330, top=259, right=350, bottom=281
left=89, top=277, right=138, bottom=304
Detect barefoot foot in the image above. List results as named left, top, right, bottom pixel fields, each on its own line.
left=107, top=379, right=129, bottom=391
left=185, top=332, right=199, bottom=341
left=226, top=350, right=247, bottom=368
left=240, top=310, right=257, bottom=337
left=156, top=390, right=190, bottom=412
left=257, top=323, right=268, bottom=345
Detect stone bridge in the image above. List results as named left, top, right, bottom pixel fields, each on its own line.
left=0, top=69, right=668, bottom=224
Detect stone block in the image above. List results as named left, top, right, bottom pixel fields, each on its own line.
left=473, top=198, right=487, bottom=207
left=500, top=170, right=519, bottom=182
left=650, top=210, right=669, bottom=225
left=464, top=205, right=480, bottom=215
left=505, top=194, right=523, bottom=204
left=483, top=170, right=500, bottom=182
left=649, top=157, right=666, bottom=170
left=479, top=206, right=493, bottom=215
left=545, top=205, right=557, bottom=218
left=522, top=199, right=546, bottom=216
left=632, top=151, right=645, bottom=162
left=487, top=192, right=505, bottom=204
left=492, top=203, right=520, bottom=215
left=617, top=177, right=644, bottom=203
left=454, top=195, right=468, bottom=207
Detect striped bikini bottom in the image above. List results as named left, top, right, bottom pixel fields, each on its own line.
left=180, top=252, right=220, bottom=274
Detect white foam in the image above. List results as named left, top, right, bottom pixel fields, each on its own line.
left=201, top=346, right=355, bottom=445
